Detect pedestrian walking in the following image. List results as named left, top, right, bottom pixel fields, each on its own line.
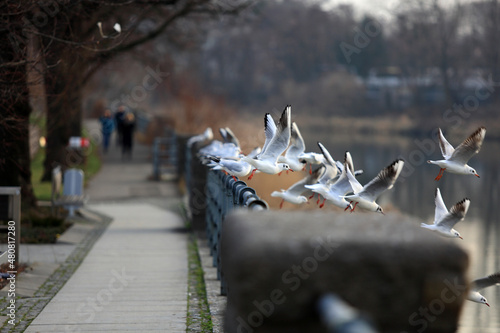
left=114, top=105, right=126, bottom=147
left=99, top=109, right=114, bottom=153
left=122, top=112, right=136, bottom=159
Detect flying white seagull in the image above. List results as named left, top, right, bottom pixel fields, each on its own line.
left=467, top=272, right=500, bottom=307
left=344, top=159, right=405, bottom=213
left=278, top=122, right=307, bottom=172
left=271, top=166, right=323, bottom=209
left=243, top=106, right=292, bottom=179
left=305, top=151, right=357, bottom=210
left=420, top=188, right=469, bottom=240
left=427, top=126, right=486, bottom=181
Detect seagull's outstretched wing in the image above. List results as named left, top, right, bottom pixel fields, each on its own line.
left=345, top=165, right=364, bottom=194
left=224, top=127, right=240, bottom=148
left=433, top=188, right=449, bottom=224
left=450, top=126, right=486, bottom=164
left=285, top=122, right=306, bottom=159
left=470, top=272, right=500, bottom=292
left=435, top=198, right=470, bottom=230
left=259, top=105, right=291, bottom=163
left=219, top=128, right=230, bottom=144
left=286, top=166, right=323, bottom=196
left=359, top=159, right=405, bottom=201
left=318, top=142, right=338, bottom=183
left=438, top=128, right=455, bottom=160
left=259, top=113, right=277, bottom=157
left=344, top=151, right=355, bottom=175
left=330, top=159, right=355, bottom=195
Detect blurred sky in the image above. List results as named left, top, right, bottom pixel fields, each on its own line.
left=321, top=0, right=400, bottom=19
left=321, top=0, right=470, bottom=21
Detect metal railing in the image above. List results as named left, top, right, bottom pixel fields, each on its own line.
left=152, top=134, right=177, bottom=180
left=183, top=137, right=268, bottom=295
left=205, top=169, right=267, bottom=295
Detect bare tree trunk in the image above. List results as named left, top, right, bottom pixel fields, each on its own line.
left=0, top=5, right=39, bottom=209
left=41, top=50, right=84, bottom=181
left=0, top=84, right=38, bottom=208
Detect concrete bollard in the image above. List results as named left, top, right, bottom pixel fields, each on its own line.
left=221, top=210, right=469, bottom=333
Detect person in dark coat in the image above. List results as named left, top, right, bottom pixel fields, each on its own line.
left=114, top=105, right=126, bottom=146
left=99, top=109, right=114, bottom=153
left=122, top=112, right=136, bottom=159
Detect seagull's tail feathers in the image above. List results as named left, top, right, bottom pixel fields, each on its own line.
left=271, top=191, right=284, bottom=198
left=420, top=223, right=433, bottom=230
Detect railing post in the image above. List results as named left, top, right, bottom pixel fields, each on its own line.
left=152, top=137, right=160, bottom=180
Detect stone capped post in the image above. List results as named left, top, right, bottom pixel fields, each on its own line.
left=221, top=210, right=469, bottom=333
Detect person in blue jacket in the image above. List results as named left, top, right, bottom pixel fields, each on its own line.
left=99, top=109, right=115, bottom=153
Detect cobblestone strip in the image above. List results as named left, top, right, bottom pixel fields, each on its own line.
left=0, top=211, right=112, bottom=333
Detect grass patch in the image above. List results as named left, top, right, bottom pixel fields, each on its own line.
left=31, top=147, right=52, bottom=200
left=187, top=233, right=213, bottom=333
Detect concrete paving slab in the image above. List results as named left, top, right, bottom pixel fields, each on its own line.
left=56, top=223, right=95, bottom=244
left=0, top=263, right=60, bottom=297
left=26, top=203, right=188, bottom=332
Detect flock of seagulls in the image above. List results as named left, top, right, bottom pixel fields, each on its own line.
left=197, top=105, right=499, bottom=308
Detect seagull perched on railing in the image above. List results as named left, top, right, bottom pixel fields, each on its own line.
left=242, top=106, right=292, bottom=179
left=206, top=155, right=253, bottom=180
left=420, top=188, right=469, bottom=240
left=427, top=126, right=486, bottom=181
left=343, top=159, right=405, bottom=214
left=467, top=272, right=500, bottom=307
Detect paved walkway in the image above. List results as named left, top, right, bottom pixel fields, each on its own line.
left=25, top=121, right=188, bottom=332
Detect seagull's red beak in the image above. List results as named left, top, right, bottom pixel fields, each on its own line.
left=459, top=236, right=463, bottom=240
left=486, top=302, right=490, bottom=307
left=475, top=173, right=480, bottom=178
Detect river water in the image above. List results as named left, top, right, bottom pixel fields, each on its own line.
left=300, top=128, right=500, bottom=332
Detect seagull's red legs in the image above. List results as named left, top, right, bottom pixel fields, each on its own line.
left=248, top=169, right=257, bottom=180
left=279, top=199, right=284, bottom=209
left=319, top=198, right=326, bottom=208
left=434, top=168, right=446, bottom=181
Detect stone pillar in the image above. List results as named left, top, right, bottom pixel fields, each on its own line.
left=221, top=210, right=469, bottom=333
